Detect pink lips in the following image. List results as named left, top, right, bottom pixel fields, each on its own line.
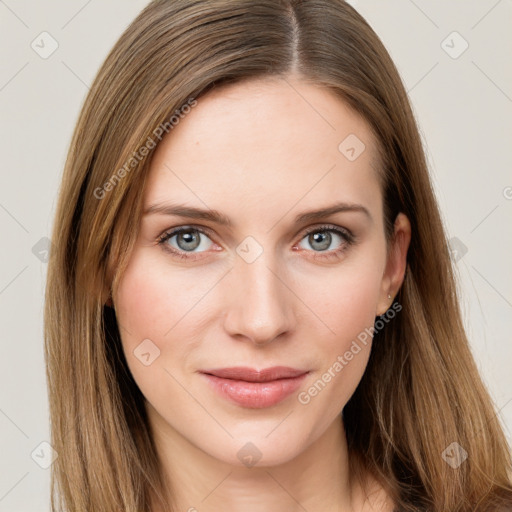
left=200, top=366, right=309, bottom=409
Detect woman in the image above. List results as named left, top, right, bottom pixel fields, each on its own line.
left=44, top=0, right=512, bottom=511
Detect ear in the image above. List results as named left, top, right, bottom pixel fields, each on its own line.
left=376, top=213, right=411, bottom=316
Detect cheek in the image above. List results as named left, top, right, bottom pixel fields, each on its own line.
left=114, top=249, right=213, bottom=342
left=296, top=257, right=383, bottom=414
left=305, top=255, right=383, bottom=340
left=113, top=251, right=187, bottom=387
left=113, top=249, right=220, bottom=399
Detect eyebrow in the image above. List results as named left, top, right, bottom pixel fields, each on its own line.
left=143, top=201, right=372, bottom=226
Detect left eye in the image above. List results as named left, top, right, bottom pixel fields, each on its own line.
left=297, top=228, right=350, bottom=252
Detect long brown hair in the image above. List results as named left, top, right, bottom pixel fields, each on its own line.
left=44, top=1, right=512, bottom=510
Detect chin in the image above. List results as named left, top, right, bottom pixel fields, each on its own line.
left=202, top=424, right=313, bottom=469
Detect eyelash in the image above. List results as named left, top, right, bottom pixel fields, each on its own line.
left=156, top=224, right=356, bottom=262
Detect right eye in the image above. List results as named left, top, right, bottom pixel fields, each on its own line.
left=157, top=226, right=217, bottom=259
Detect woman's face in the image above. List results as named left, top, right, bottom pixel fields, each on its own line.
left=113, top=76, right=406, bottom=467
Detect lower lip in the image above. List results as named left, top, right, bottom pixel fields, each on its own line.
left=201, top=373, right=308, bottom=409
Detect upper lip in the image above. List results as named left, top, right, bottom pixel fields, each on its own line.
left=200, top=366, right=308, bottom=382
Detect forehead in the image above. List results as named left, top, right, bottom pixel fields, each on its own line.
left=143, top=77, right=383, bottom=228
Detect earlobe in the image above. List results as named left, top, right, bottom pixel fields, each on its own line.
left=376, top=292, right=394, bottom=317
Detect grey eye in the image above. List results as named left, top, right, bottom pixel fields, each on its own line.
left=298, top=230, right=345, bottom=252
left=166, top=229, right=213, bottom=252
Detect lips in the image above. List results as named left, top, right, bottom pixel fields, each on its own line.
left=199, top=366, right=309, bottom=408
left=201, top=366, right=307, bottom=382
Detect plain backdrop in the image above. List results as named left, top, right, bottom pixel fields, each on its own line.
left=0, top=1, right=511, bottom=510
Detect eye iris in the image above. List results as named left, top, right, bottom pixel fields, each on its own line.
left=309, top=231, right=331, bottom=251
left=176, top=230, right=201, bottom=251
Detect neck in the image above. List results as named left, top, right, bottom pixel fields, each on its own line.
left=147, top=405, right=365, bottom=512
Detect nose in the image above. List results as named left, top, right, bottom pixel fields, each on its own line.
left=222, top=253, right=295, bottom=347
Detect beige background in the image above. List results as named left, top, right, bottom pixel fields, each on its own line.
left=0, top=1, right=511, bottom=509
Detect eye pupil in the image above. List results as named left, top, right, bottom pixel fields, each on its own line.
left=177, top=230, right=201, bottom=251
left=309, top=231, right=332, bottom=251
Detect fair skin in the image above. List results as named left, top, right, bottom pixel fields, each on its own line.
left=113, top=75, right=411, bottom=511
